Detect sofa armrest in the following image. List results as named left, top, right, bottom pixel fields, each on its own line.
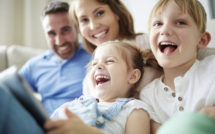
left=0, top=45, right=8, bottom=72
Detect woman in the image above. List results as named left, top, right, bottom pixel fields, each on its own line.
left=70, top=0, right=150, bottom=53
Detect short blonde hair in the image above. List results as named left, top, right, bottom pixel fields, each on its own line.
left=148, top=0, right=207, bottom=33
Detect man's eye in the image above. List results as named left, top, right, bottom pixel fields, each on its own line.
left=48, top=31, right=56, bottom=36
left=97, top=10, right=104, bottom=17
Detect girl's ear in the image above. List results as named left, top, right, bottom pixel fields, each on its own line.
left=197, top=32, right=211, bottom=49
left=128, top=69, right=141, bottom=84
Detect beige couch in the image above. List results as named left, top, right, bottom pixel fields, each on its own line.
left=0, top=45, right=46, bottom=72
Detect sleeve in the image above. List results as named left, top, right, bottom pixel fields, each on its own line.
left=19, top=60, right=37, bottom=92
left=123, top=99, right=159, bottom=122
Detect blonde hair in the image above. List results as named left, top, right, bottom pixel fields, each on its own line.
left=88, top=40, right=161, bottom=97
left=148, top=0, right=207, bottom=33
left=70, top=0, right=142, bottom=53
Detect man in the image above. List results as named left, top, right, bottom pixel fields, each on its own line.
left=19, top=1, right=91, bottom=115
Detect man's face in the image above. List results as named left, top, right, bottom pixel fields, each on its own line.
left=42, top=12, right=78, bottom=60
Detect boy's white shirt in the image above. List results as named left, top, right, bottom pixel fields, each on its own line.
left=140, top=55, right=215, bottom=123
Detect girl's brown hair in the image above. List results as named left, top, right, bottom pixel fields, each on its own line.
left=91, top=40, right=161, bottom=98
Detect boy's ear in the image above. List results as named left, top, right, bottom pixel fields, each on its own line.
left=128, top=69, right=141, bottom=84
left=197, top=32, right=211, bottom=49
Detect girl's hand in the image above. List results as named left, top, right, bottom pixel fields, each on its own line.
left=45, top=108, right=101, bottom=134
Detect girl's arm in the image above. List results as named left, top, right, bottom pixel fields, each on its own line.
left=125, top=109, right=150, bottom=134
left=151, top=120, right=161, bottom=134
left=44, top=108, right=104, bottom=134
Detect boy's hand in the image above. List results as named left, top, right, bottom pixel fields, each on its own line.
left=200, top=105, right=215, bottom=119
left=44, top=108, right=89, bottom=134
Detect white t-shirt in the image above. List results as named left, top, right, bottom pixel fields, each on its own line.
left=140, top=55, right=215, bottom=124
left=100, top=99, right=149, bottom=134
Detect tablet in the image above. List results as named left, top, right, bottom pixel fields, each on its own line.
left=0, top=67, right=49, bottom=129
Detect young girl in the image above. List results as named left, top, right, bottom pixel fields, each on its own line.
left=69, top=0, right=150, bottom=53
left=140, top=0, right=215, bottom=132
left=45, top=40, right=160, bottom=134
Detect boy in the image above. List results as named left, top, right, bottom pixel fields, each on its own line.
left=140, top=0, right=215, bottom=133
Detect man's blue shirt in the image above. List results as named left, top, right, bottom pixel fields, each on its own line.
left=19, top=45, right=91, bottom=115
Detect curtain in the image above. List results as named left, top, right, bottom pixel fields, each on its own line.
left=0, top=0, right=48, bottom=49
left=209, top=0, right=215, bottom=18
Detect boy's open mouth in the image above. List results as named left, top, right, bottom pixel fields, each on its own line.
left=159, top=42, right=178, bottom=54
left=95, top=75, right=110, bottom=85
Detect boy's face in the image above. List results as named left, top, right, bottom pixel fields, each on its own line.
left=88, top=44, right=132, bottom=102
left=149, top=1, right=203, bottom=70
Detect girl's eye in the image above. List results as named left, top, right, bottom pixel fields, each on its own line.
left=96, top=10, right=104, bottom=17
left=106, top=59, right=114, bottom=63
left=91, top=61, right=97, bottom=66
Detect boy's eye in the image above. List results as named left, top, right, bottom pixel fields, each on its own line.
left=153, top=22, right=162, bottom=27
left=176, top=21, right=186, bottom=25
left=96, top=10, right=104, bottom=17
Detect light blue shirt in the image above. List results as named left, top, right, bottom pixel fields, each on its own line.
left=19, top=45, right=91, bottom=115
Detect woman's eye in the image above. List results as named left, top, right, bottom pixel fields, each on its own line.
left=96, top=10, right=104, bottom=17
left=80, top=18, right=88, bottom=23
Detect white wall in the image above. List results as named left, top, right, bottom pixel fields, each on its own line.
left=122, top=0, right=212, bottom=33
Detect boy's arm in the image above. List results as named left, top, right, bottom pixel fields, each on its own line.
left=125, top=109, right=150, bottom=134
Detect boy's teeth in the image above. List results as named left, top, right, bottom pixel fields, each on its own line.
left=95, top=75, right=109, bottom=80
left=160, top=42, right=175, bottom=45
left=94, top=31, right=106, bottom=38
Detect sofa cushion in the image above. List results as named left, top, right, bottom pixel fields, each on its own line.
left=7, top=45, right=46, bottom=70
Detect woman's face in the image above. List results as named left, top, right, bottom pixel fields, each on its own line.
left=74, top=0, right=121, bottom=46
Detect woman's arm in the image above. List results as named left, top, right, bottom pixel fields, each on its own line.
left=44, top=108, right=104, bottom=134
left=125, top=109, right=150, bottom=134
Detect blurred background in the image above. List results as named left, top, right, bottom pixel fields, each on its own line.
left=0, top=0, right=214, bottom=49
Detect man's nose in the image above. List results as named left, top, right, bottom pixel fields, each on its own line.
left=55, top=34, right=65, bottom=45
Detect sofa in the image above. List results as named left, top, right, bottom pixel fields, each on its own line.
left=0, top=19, right=215, bottom=73
left=0, top=45, right=46, bottom=72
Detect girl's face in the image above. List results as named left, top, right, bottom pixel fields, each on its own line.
left=149, top=1, right=203, bottom=72
left=88, top=45, right=134, bottom=102
left=74, top=0, right=120, bottom=46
